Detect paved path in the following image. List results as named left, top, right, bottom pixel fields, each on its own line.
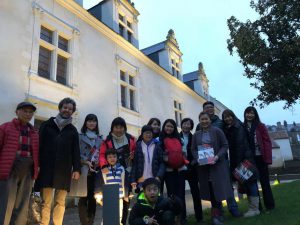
left=62, top=191, right=211, bottom=225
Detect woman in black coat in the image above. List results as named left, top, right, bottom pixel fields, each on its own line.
left=222, top=109, right=260, bottom=217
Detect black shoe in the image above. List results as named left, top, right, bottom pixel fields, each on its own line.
left=229, top=209, right=242, bottom=217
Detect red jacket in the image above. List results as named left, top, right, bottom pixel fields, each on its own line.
left=256, top=123, right=272, bottom=164
left=99, top=133, right=136, bottom=168
left=0, top=119, right=39, bottom=180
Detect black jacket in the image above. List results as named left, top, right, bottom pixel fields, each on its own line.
left=37, top=117, right=81, bottom=191
left=129, top=192, right=181, bottom=225
left=223, top=119, right=253, bottom=173
left=131, top=140, right=165, bottom=183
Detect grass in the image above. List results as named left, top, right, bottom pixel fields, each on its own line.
left=187, top=180, right=300, bottom=225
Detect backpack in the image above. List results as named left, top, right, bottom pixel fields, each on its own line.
left=163, top=137, right=186, bottom=169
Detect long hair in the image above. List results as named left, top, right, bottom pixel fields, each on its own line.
left=147, top=118, right=161, bottom=127
left=81, top=114, right=99, bottom=134
left=160, top=119, right=182, bottom=146
left=222, top=109, right=237, bottom=121
left=244, top=106, right=261, bottom=124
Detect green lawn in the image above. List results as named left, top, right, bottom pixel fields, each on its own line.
left=187, top=180, right=300, bottom=225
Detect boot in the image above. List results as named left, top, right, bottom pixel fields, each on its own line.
left=244, top=196, right=260, bottom=217
left=211, top=208, right=224, bottom=225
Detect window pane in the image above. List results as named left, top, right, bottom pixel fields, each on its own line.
left=40, top=26, right=53, bottom=44
left=58, top=36, right=68, bottom=52
left=130, top=89, right=135, bottom=110
left=129, top=75, right=134, bottom=86
left=121, top=85, right=126, bottom=107
left=178, top=103, right=182, bottom=110
left=38, top=46, right=51, bottom=79
left=127, top=31, right=132, bottom=43
left=120, top=70, right=126, bottom=81
left=175, top=111, right=178, bottom=125
left=119, top=24, right=124, bottom=37
left=119, top=14, right=124, bottom=21
left=176, top=70, right=180, bottom=78
left=172, top=67, right=175, bottom=76
left=171, top=59, right=174, bottom=64
left=56, top=55, right=67, bottom=85
left=174, top=100, right=177, bottom=108
left=127, top=21, right=132, bottom=28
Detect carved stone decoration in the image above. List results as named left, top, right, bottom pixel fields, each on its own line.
left=166, top=29, right=179, bottom=49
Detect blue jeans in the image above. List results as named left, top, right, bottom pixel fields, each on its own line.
left=245, top=181, right=259, bottom=197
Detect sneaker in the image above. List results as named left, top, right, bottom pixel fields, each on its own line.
left=212, top=217, right=224, bottom=225
left=244, top=209, right=260, bottom=217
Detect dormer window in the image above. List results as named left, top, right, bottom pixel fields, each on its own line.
left=171, top=58, right=180, bottom=79
left=118, top=12, right=134, bottom=44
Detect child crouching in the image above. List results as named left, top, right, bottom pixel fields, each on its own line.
left=129, top=178, right=181, bottom=225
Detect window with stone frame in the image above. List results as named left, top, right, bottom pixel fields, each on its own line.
left=37, top=25, right=71, bottom=86
left=118, top=12, right=134, bottom=43
left=174, top=100, right=183, bottom=126
left=171, top=59, right=180, bottom=79
left=119, top=70, right=137, bottom=111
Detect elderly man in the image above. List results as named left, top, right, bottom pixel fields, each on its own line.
left=0, top=102, right=39, bottom=225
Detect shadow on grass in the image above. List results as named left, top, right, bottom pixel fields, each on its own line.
left=188, top=180, right=300, bottom=225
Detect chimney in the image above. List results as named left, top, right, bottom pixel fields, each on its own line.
left=74, top=0, right=83, bottom=7
left=276, top=122, right=281, bottom=128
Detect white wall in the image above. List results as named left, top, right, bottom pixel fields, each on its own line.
left=0, top=0, right=207, bottom=138
left=276, top=139, right=294, bottom=161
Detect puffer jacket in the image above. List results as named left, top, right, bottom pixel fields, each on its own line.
left=0, top=118, right=39, bottom=180
left=130, top=140, right=165, bottom=183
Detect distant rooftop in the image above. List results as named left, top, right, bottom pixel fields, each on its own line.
left=269, top=130, right=289, bottom=140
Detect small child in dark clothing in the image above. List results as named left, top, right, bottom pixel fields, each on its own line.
left=129, top=178, right=181, bottom=225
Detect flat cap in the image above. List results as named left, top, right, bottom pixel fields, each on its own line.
left=16, top=102, right=36, bottom=111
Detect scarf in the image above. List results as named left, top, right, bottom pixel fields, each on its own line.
left=54, top=113, right=72, bottom=131
left=246, top=121, right=258, bottom=151
left=111, top=133, right=128, bottom=149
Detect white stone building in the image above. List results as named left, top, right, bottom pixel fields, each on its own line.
left=0, top=0, right=226, bottom=136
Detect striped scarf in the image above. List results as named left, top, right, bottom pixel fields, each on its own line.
left=17, top=125, right=32, bottom=157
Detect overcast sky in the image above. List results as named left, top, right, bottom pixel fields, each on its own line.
left=83, top=0, right=299, bottom=125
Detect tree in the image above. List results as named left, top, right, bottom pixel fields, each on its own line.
left=227, top=0, right=300, bottom=108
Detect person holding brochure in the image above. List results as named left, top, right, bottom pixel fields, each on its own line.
left=222, top=109, right=260, bottom=217
left=191, top=112, right=233, bottom=225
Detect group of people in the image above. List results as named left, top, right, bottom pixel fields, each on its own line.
left=0, top=97, right=275, bottom=225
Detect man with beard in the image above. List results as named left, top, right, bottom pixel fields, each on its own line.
left=37, top=97, right=81, bottom=225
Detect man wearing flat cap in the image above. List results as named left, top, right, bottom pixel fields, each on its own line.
left=0, top=101, right=39, bottom=225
